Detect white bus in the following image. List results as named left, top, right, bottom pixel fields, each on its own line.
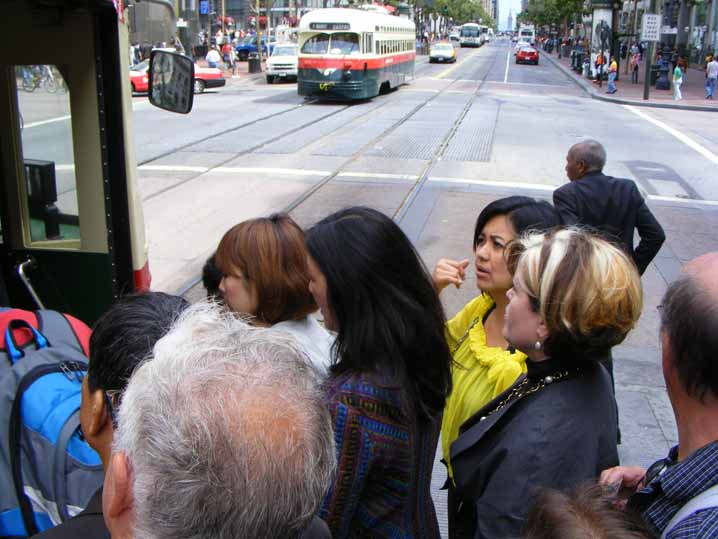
left=459, top=23, right=482, bottom=47
left=519, top=24, right=535, bottom=45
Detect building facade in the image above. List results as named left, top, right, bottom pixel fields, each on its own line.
left=617, top=0, right=717, bottom=65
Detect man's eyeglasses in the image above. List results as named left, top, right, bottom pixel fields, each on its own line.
left=104, top=390, right=122, bottom=429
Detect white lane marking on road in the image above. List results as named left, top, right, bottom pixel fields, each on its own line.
left=337, top=172, right=417, bottom=180
left=24, top=115, right=71, bottom=129
left=624, top=105, right=718, bottom=165
left=430, top=176, right=556, bottom=191
left=26, top=99, right=157, bottom=129
left=139, top=165, right=209, bottom=172
left=485, top=81, right=570, bottom=88
left=212, top=166, right=329, bottom=176
left=503, top=45, right=511, bottom=83
left=647, top=195, right=718, bottom=206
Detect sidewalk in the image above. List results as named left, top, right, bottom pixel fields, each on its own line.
left=544, top=48, right=718, bottom=111
left=196, top=57, right=268, bottom=83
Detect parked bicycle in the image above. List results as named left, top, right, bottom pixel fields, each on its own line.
left=20, top=65, right=66, bottom=93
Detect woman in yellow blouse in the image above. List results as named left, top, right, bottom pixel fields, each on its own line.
left=433, top=196, right=558, bottom=484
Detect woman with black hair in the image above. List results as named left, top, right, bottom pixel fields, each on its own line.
left=305, top=206, right=452, bottom=539
left=434, top=196, right=559, bottom=492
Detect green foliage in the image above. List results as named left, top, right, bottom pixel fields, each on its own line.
left=425, top=0, right=495, bottom=26
left=523, top=0, right=582, bottom=27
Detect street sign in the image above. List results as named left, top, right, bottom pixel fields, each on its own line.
left=641, top=14, right=660, bottom=41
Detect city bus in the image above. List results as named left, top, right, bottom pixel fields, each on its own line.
left=519, top=23, right=536, bottom=45
left=0, top=0, right=192, bottom=325
left=459, top=23, right=482, bottom=47
left=298, top=8, right=416, bottom=100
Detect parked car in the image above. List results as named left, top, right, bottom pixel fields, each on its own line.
left=429, top=42, right=457, bottom=63
left=129, top=60, right=226, bottom=94
left=449, top=32, right=460, bottom=43
left=516, top=45, right=539, bottom=65
left=235, top=36, right=276, bottom=61
left=266, top=43, right=298, bottom=83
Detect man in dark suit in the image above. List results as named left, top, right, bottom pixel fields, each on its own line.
left=554, top=140, right=665, bottom=275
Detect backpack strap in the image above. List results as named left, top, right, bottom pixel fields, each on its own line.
left=53, top=410, right=81, bottom=523
left=5, top=319, right=48, bottom=364
left=34, top=311, right=85, bottom=355
left=661, top=484, right=718, bottom=538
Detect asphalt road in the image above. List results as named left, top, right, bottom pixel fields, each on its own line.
left=18, top=41, right=718, bottom=537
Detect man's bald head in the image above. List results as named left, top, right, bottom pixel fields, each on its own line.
left=660, top=252, right=718, bottom=402
left=684, top=252, right=718, bottom=298
left=565, top=140, right=606, bottom=181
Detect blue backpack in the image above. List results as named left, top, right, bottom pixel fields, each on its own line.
left=0, top=310, right=103, bottom=538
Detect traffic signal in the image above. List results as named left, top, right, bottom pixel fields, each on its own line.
left=442, top=5, right=449, bottom=15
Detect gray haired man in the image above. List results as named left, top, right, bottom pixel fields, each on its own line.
left=600, top=252, right=718, bottom=537
left=102, top=303, right=335, bottom=539
left=554, top=139, right=665, bottom=276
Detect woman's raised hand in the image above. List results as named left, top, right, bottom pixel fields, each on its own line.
left=433, top=258, right=470, bottom=292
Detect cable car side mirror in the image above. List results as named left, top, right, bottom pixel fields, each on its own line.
left=148, top=50, right=195, bottom=114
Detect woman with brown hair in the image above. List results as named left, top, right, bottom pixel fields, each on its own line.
left=449, top=228, right=643, bottom=539
left=215, top=214, right=334, bottom=372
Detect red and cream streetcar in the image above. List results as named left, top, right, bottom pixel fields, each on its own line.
left=298, top=8, right=416, bottom=100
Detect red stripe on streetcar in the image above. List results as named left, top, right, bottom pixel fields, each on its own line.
left=134, top=262, right=152, bottom=291
left=299, top=52, right=415, bottom=70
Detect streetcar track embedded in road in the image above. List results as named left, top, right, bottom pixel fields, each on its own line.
left=393, top=42, right=503, bottom=223
left=174, top=47, right=497, bottom=297
left=142, top=101, right=360, bottom=202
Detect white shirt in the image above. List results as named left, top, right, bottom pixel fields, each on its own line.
left=206, top=49, right=221, bottom=63
left=273, top=316, right=334, bottom=375
left=707, top=60, right=718, bottom=79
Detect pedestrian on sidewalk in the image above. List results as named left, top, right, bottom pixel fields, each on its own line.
left=706, top=56, right=718, bottom=99
left=630, top=50, right=641, bottom=84
left=206, top=46, right=221, bottom=69
left=673, top=62, right=683, bottom=100
left=607, top=57, right=618, bottom=93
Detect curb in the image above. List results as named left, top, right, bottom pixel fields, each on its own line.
left=543, top=52, right=718, bottom=113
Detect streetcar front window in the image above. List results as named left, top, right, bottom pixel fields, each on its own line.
left=301, top=33, right=330, bottom=54
left=329, top=33, right=359, bottom=55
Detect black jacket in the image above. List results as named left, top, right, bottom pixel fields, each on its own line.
left=449, top=358, right=619, bottom=539
left=32, top=488, right=108, bottom=539
left=30, top=488, right=330, bottom=539
left=553, top=172, right=665, bottom=275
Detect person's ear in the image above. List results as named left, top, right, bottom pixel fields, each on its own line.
left=537, top=319, right=549, bottom=343
left=104, top=451, right=134, bottom=539
left=87, top=388, right=110, bottom=437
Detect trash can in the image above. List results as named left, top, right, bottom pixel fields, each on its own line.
left=650, top=64, right=660, bottom=86
left=248, top=52, right=262, bottom=73
left=574, top=52, right=584, bottom=72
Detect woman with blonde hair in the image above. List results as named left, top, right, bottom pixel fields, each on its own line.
left=449, top=228, right=643, bottom=539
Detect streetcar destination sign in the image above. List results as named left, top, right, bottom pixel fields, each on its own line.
left=310, top=22, right=351, bottom=30
left=641, top=14, right=660, bottom=41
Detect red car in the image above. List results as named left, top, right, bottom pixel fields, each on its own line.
left=516, top=46, right=539, bottom=65
left=130, top=60, right=226, bottom=94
